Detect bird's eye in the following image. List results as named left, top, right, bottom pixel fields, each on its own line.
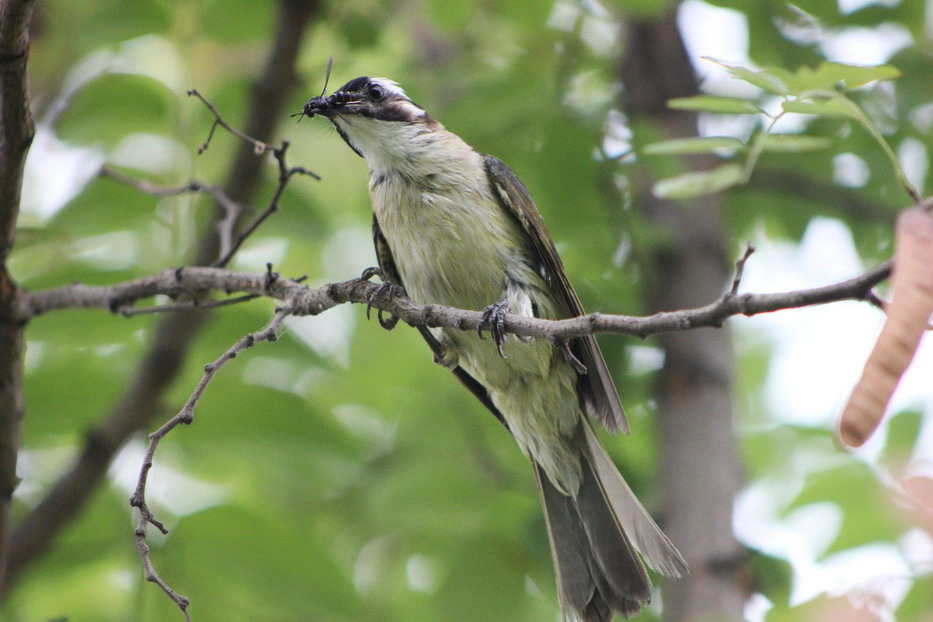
left=367, top=84, right=385, bottom=101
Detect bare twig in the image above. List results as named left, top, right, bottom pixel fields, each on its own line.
left=14, top=267, right=304, bottom=319
left=729, top=243, right=755, bottom=296
left=101, top=166, right=218, bottom=199
left=101, top=166, right=244, bottom=217
left=106, top=91, right=322, bottom=270
left=866, top=290, right=887, bottom=312
left=100, top=95, right=324, bottom=279
left=213, top=140, right=320, bottom=268
left=119, top=269, right=306, bottom=316
left=118, top=293, right=260, bottom=316
left=101, top=167, right=248, bottom=263
left=129, top=303, right=294, bottom=621
left=181, top=91, right=320, bottom=267
left=188, top=89, right=271, bottom=156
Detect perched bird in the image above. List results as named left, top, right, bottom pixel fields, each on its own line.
left=302, top=76, right=686, bottom=621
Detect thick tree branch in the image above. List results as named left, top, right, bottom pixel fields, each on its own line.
left=14, top=259, right=892, bottom=340
left=0, top=0, right=35, bottom=594
left=0, top=0, right=33, bottom=262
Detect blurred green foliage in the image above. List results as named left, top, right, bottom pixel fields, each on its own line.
left=7, top=1, right=933, bottom=621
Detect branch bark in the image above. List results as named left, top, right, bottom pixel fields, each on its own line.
left=0, top=0, right=35, bottom=594
left=1, top=0, right=322, bottom=593
left=13, top=258, right=891, bottom=341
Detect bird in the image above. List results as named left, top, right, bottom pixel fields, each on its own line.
left=302, top=76, right=686, bottom=621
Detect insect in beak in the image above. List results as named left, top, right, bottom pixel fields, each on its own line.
left=294, top=57, right=334, bottom=122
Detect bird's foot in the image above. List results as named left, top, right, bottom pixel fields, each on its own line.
left=362, top=268, right=403, bottom=330
left=478, top=300, right=511, bottom=359
left=432, top=342, right=459, bottom=369
left=556, top=339, right=587, bottom=375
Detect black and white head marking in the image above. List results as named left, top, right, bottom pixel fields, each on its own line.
left=302, top=76, right=441, bottom=158
left=303, top=77, right=436, bottom=125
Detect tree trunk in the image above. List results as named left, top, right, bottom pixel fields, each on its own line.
left=0, top=0, right=36, bottom=594
left=619, top=6, right=747, bottom=621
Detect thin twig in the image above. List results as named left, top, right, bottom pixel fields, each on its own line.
left=101, top=166, right=245, bottom=218
left=183, top=91, right=321, bottom=267
left=866, top=290, right=887, bottom=312
left=188, top=89, right=271, bottom=156
left=729, top=243, right=756, bottom=296
left=101, top=166, right=248, bottom=262
left=105, top=91, right=321, bottom=270
left=129, top=303, right=294, bottom=620
left=118, top=293, right=260, bottom=317
left=213, top=141, right=320, bottom=268
left=101, top=166, right=207, bottom=197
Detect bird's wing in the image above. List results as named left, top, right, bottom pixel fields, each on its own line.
left=372, top=216, right=509, bottom=430
left=483, top=155, right=627, bottom=434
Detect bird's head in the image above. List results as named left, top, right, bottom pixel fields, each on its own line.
left=302, top=76, right=442, bottom=162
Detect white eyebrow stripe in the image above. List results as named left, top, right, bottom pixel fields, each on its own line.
left=370, top=78, right=407, bottom=97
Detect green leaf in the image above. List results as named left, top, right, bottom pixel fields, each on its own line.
left=781, top=98, right=856, bottom=118
left=790, top=460, right=901, bottom=552
left=787, top=62, right=902, bottom=92
left=761, top=134, right=833, bottom=152
left=56, top=74, right=175, bottom=148
left=652, top=163, right=746, bottom=199
left=883, top=409, right=922, bottom=457
left=702, top=57, right=788, bottom=94
left=703, top=58, right=901, bottom=97
left=667, top=95, right=763, bottom=115
left=643, top=136, right=745, bottom=155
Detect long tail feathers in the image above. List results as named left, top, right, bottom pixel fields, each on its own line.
left=536, top=424, right=687, bottom=621
left=537, top=467, right=645, bottom=620
left=580, top=422, right=688, bottom=579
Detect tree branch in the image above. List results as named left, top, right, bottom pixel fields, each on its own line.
left=0, top=0, right=34, bottom=261
left=14, top=258, right=892, bottom=340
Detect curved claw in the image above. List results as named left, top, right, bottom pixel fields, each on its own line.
left=478, top=300, right=511, bottom=359
left=366, top=280, right=402, bottom=330
left=360, top=266, right=383, bottom=282
left=556, top=339, right=587, bottom=375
